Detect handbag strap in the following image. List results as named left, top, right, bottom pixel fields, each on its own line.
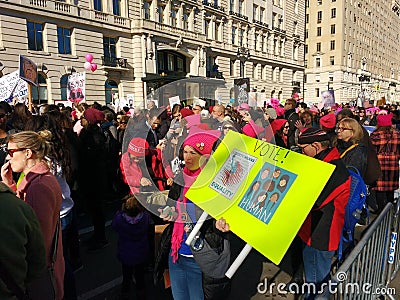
left=0, top=259, right=29, bottom=300
left=50, top=218, right=60, bottom=265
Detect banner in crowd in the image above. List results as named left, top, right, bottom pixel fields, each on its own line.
left=186, top=131, right=335, bottom=264
left=67, top=72, right=86, bottom=103
left=234, top=78, right=250, bottom=105
left=19, top=55, right=38, bottom=86
left=321, top=90, right=335, bottom=108
left=0, top=71, right=29, bottom=103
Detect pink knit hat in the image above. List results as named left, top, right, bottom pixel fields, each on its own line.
left=377, top=113, right=393, bottom=127
left=128, top=137, right=149, bottom=157
left=320, top=114, right=336, bottom=129
left=271, top=119, right=287, bottom=134
left=84, top=108, right=105, bottom=125
left=183, top=127, right=220, bottom=155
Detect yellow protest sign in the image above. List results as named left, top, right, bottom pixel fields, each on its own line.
left=185, top=131, right=335, bottom=264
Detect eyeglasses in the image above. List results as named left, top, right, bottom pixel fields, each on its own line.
left=297, top=144, right=311, bottom=152
left=7, top=148, right=27, bottom=157
left=337, top=126, right=353, bottom=132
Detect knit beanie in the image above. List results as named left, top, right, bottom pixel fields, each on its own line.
left=84, top=108, right=105, bottom=125
left=298, top=128, right=330, bottom=144
left=270, top=119, right=287, bottom=134
left=377, top=113, right=393, bottom=127
left=128, top=137, right=149, bottom=157
left=180, top=107, right=194, bottom=118
left=319, top=114, right=336, bottom=129
left=183, top=127, right=220, bottom=155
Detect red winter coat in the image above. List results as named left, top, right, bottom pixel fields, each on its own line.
left=298, top=148, right=351, bottom=251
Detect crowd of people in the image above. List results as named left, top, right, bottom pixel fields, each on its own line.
left=0, top=96, right=399, bottom=300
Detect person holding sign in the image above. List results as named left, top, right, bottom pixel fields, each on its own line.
left=296, top=128, right=351, bottom=299
left=159, top=128, right=222, bottom=300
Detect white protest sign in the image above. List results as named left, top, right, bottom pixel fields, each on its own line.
left=169, top=95, right=181, bottom=107
left=67, top=72, right=86, bottom=103
left=193, top=97, right=206, bottom=108
left=0, top=71, right=29, bottom=103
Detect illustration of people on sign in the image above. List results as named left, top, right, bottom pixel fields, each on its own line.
left=238, top=162, right=297, bottom=224
left=19, top=55, right=38, bottom=86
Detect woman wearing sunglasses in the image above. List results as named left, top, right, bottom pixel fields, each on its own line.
left=270, top=119, right=290, bottom=149
left=1, top=130, right=65, bottom=300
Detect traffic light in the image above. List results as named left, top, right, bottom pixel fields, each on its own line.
left=374, top=84, right=380, bottom=91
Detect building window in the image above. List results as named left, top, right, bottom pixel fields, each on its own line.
left=103, top=36, right=117, bottom=63
left=260, top=7, right=264, bottom=22
left=32, top=73, right=47, bottom=105
left=317, top=27, right=322, bottom=36
left=317, top=11, right=322, bottom=23
left=113, top=0, right=121, bottom=15
left=331, top=24, right=335, bottom=34
left=331, top=8, right=336, bottom=18
left=306, top=14, right=309, bottom=23
left=305, top=45, right=308, bottom=54
left=27, top=22, right=43, bottom=51
left=143, top=2, right=150, bottom=19
left=253, top=5, right=257, bottom=20
left=60, top=75, right=68, bottom=101
left=239, top=29, right=244, bottom=46
left=215, top=22, right=220, bottom=41
left=316, top=57, right=321, bottom=67
left=204, top=19, right=210, bottom=38
left=330, top=56, right=335, bottom=65
left=158, top=5, right=164, bottom=23
left=316, top=42, right=321, bottom=52
left=230, top=60, right=235, bottom=76
left=93, top=0, right=102, bottom=11
left=229, top=0, right=234, bottom=12
left=315, top=88, right=320, bottom=97
left=232, top=27, right=236, bottom=45
left=183, top=12, right=189, bottom=30
left=238, top=0, right=244, bottom=14
left=305, top=29, right=308, bottom=39
left=330, top=40, right=335, bottom=50
left=171, top=9, right=177, bottom=27
left=105, top=80, right=118, bottom=104
left=57, top=27, right=71, bottom=54
left=315, top=74, right=320, bottom=82
left=167, top=54, right=174, bottom=71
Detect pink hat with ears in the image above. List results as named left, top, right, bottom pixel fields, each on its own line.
left=377, top=113, right=393, bottom=127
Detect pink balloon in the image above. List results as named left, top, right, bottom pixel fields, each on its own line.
left=84, top=61, right=92, bottom=70
left=85, top=53, right=93, bottom=63
left=91, top=63, right=97, bottom=72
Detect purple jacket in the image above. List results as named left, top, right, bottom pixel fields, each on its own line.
left=112, top=210, right=150, bottom=266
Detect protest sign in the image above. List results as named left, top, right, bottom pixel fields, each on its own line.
left=193, top=97, right=206, bottom=108
left=67, top=72, right=85, bottom=103
left=321, top=90, right=335, bottom=108
left=0, top=71, right=28, bottom=103
left=19, top=55, right=38, bottom=86
left=169, top=96, right=181, bottom=107
left=186, top=131, right=335, bottom=264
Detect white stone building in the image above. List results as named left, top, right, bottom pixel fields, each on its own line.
left=1, top=0, right=305, bottom=107
left=305, top=0, right=400, bottom=105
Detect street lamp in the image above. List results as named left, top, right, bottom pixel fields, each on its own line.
left=236, top=47, right=250, bottom=78
left=357, top=57, right=370, bottom=107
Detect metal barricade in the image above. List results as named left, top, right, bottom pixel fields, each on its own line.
left=386, top=200, right=400, bottom=284
left=318, top=203, right=394, bottom=299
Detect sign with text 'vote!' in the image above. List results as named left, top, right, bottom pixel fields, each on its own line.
left=185, top=131, right=335, bottom=264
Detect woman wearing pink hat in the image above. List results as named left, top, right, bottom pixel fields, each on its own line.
left=158, top=129, right=227, bottom=300
left=271, top=119, right=290, bottom=149
left=370, top=113, right=400, bottom=212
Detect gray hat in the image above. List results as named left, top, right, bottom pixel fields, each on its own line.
left=265, top=108, right=277, bottom=120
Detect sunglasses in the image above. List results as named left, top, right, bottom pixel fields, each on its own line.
left=7, top=148, right=27, bottom=157
left=283, top=125, right=290, bottom=129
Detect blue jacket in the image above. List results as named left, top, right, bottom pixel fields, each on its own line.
left=112, top=210, right=150, bottom=266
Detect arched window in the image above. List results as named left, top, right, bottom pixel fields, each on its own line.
left=60, top=75, right=68, bottom=101
left=32, top=73, right=48, bottom=105
left=105, top=80, right=118, bottom=104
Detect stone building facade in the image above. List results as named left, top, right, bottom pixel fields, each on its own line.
left=1, top=0, right=305, bottom=107
left=305, top=0, right=400, bottom=104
